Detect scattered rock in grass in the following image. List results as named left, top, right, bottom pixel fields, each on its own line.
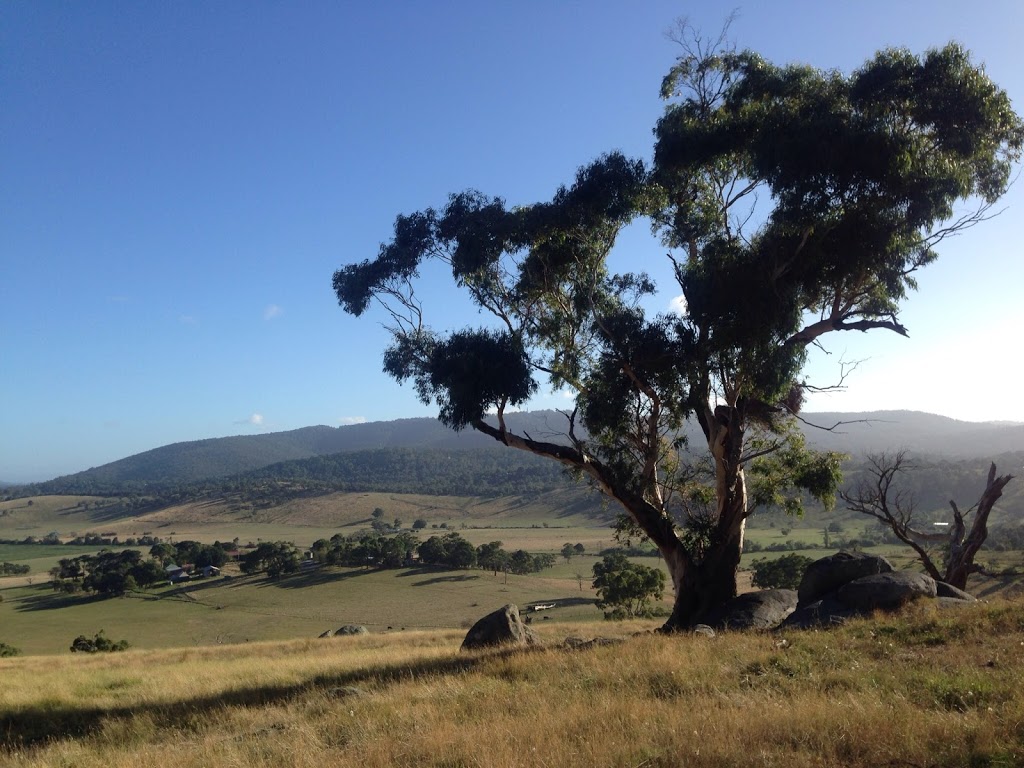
left=461, top=604, right=539, bottom=651
left=692, top=624, right=716, bottom=638
left=334, top=625, right=368, bottom=636
left=563, top=636, right=621, bottom=650
left=318, top=629, right=334, bottom=638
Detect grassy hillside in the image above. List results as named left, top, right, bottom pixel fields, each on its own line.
left=0, top=489, right=615, bottom=546
left=2, top=602, right=1023, bottom=766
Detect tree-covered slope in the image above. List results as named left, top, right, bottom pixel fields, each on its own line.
left=13, top=410, right=1021, bottom=497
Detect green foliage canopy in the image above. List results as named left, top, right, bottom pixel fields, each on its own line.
left=592, top=553, right=667, bottom=619
left=333, top=35, right=1022, bottom=627
left=750, top=554, right=815, bottom=590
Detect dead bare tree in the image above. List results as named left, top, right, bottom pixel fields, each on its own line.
left=841, top=451, right=1014, bottom=590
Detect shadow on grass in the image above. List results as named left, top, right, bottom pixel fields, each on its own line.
left=395, top=566, right=485, bottom=582
left=0, top=646, right=535, bottom=750
left=409, top=574, right=481, bottom=587
left=11, top=588, right=110, bottom=613
left=254, top=567, right=375, bottom=590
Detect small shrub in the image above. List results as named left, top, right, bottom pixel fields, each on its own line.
left=0, top=641, right=21, bottom=657
left=751, top=554, right=815, bottom=590
left=70, top=631, right=131, bottom=653
left=592, top=553, right=666, bottom=619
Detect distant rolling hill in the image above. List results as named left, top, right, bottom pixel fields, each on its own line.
left=797, top=411, right=1024, bottom=458
left=15, top=410, right=1023, bottom=497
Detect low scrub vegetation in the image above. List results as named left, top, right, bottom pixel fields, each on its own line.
left=750, top=553, right=815, bottom=590
left=69, top=631, right=131, bottom=654
left=4, top=601, right=1020, bottom=766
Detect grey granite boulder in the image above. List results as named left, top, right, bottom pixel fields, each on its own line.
left=798, top=551, right=893, bottom=605
left=836, top=571, right=937, bottom=611
left=692, top=624, right=716, bottom=638
left=706, top=589, right=798, bottom=630
left=935, top=581, right=976, bottom=601
left=781, top=594, right=858, bottom=629
left=335, top=625, right=368, bottom=636
left=461, top=604, right=539, bottom=651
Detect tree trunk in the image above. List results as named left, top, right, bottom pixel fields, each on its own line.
left=941, top=463, right=1013, bottom=590
left=658, top=470, right=747, bottom=630
left=472, top=415, right=749, bottom=629
left=655, top=406, right=748, bottom=629
left=661, top=530, right=742, bottom=629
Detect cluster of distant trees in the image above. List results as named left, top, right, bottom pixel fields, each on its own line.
left=1, top=562, right=30, bottom=575
left=49, top=539, right=237, bottom=596
left=228, top=531, right=561, bottom=579
left=302, top=530, right=557, bottom=575
left=239, top=541, right=302, bottom=578
left=416, top=534, right=557, bottom=574
left=1, top=533, right=162, bottom=548
left=149, top=540, right=234, bottom=569
left=51, top=550, right=165, bottom=596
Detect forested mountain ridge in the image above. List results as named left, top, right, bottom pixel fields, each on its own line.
left=12, top=410, right=1022, bottom=497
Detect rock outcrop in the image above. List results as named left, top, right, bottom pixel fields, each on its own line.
left=781, top=551, right=975, bottom=630
left=692, top=551, right=979, bottom=632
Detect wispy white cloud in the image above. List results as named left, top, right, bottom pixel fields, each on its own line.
left=668, top=294, right=688, bottom=316
left=263, top=304, right=283, bottom=321
left=338, top=416, right=367, bottom=426
left=235, top=413, right=265, bottom=426
left=179, top=314, right=198, bottom=326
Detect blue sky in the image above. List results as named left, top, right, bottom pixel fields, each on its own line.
left=3, top=1, right=1023, bottom=482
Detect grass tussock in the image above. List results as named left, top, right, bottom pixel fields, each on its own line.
left=1, top=602, right=1023, bottom=767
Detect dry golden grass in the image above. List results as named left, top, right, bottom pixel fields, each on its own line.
left=2, top=601, right=1023, bottom=767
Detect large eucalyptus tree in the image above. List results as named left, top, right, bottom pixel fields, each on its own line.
left=333, top=38, right=1022, bottom=628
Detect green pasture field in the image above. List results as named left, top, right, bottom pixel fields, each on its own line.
left=3, top=491, right=1020, bottom=659
left=0, top=490, right=615, bottom=552
left=0, top=559, right=619, bottom=656
left=0, top=543, right=116, bottom=562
